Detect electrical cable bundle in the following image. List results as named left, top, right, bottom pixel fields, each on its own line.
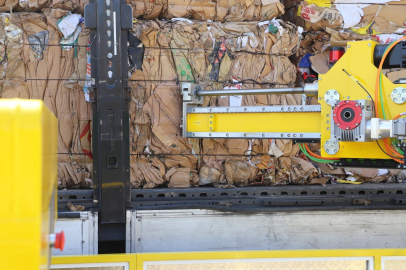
left=376, top=38, right=406, bottom=164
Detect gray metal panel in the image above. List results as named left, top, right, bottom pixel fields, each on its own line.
left=186, top=105, right=321, bottom=114
left=128, top=209, right=406, bottom=253
left=54, top=211, right=98, bottom=255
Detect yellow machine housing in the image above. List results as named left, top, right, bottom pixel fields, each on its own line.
left=0, top=99, right=58, bottom=270
left=319, top=40, right=405, bottom=158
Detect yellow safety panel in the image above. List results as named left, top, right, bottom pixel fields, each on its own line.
left=0, top=99, right=58, bottom=270
left=319, top=40, right=406, bottom=158
left=188, top=112, right=321, bottom=133
left=52, top=249, right=406, bottom=270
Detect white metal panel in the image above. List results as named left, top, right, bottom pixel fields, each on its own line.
left=128, top=209, right=406, bottom=253
left=53, top=211, right=98, bottom=255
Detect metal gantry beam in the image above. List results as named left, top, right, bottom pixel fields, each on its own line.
left=85, top=0, right=132, bottom=224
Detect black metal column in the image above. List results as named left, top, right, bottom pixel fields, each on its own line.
left=85, top=0, right=132, bottom=224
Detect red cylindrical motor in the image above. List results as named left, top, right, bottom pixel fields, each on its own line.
left=329, top=47, right=345, bottom=66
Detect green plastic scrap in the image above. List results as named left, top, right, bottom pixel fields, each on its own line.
left=268, top=24, right=278, bottom=34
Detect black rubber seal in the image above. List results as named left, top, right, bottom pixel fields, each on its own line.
left=341, top=107, right=355, bottom=122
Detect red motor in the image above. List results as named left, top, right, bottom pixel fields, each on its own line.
left=329, top=47, right=345, bottom=66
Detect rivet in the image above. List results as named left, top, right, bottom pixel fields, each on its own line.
left=293, top=134, right=297, bottom=137
left=348, top=45, right=351, bottom=48
left=209, top=133, right=212, bottom=136
left=244, top=108, right=247, bottom=112
left=281, top=134, right=284, bottom=137
left=319, top=97, right=322, bottom=100
left=244, top=133, right=247, bottom=137
left=192, top=133, right=195, bottom=136
left=210, top=115, right=213, bottom=118
left=226, top=133, right=229, bottom=137
left=327, top=120, right=330, bottom=124
left=368, top=43, right=371, bottom=47
left=226, top=108, right=229, bottom=112
left=300, top=134, right=303, bottom=137
left=262, top=108, right=265, bottom=111
left=262, top=133, right=265, bottom=137
left=193, top=109, right=195, bottom=112
left=287, top=134, right=291, bottom=137
left=346, top=127, right=349, bottom=130
left=327, top=114, right=330, bottom=117
left=327, top=127, right=330, bottom=130
left=300, top=107, right=304, bottom=111
left=319, top=77, right=322, bottom=81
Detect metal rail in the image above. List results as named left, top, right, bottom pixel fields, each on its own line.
left=58, top=184, right=406, bottom=214
left=195, top=87, right=305, bottom=96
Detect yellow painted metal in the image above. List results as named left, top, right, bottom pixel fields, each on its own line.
left=319, top=40, right=406, bottom=158
left=52, top=254, right=137, bottom=270
left=0, top=99, right=58, bottom=270
left=136, top=249, right=406, bottom=270
left=52, top=249, right=406, bottom=270
left=187, top=112, right=321, bottom=133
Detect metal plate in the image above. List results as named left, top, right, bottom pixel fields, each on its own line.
left=144, top=259, right=368, bottom=270
left=186, top=105, right=321, bottom=114
left=186, top=132, right=321, bottom=139
left=391, top=87, right=406, bottom=104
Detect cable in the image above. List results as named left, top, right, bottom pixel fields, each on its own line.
left=304, top=143, right=338, bottom=160
left=299, top=144, right=339, bottom=163
left=342, top=69, right=376, bottom=113
left=375, top=36, right=406, bottom=118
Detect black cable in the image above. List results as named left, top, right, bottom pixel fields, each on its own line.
left=375, top=141, right=403, bottom=159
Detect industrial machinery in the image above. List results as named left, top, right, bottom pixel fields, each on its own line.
left=51, top=0, right=406, bottom=256
left=182, top=40, right=406, bottom=168
left=2, top=0, right=406, bottom=267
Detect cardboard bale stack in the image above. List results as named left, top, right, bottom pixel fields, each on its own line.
left=0, top=0, right=404, bottom=189
left=0, top=11, right=93, bottom=189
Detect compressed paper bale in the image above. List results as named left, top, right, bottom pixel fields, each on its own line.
left=58, top=162, right=92, bottom=188
left=168, top=167, right=191, bottom=188
left=130, top=157, right=165, bottom=188
left=225, top=161, right=257, bottom=187
left=199, top=165, right=221, bottom=185
left=1, top=79, right=29, bottom=98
